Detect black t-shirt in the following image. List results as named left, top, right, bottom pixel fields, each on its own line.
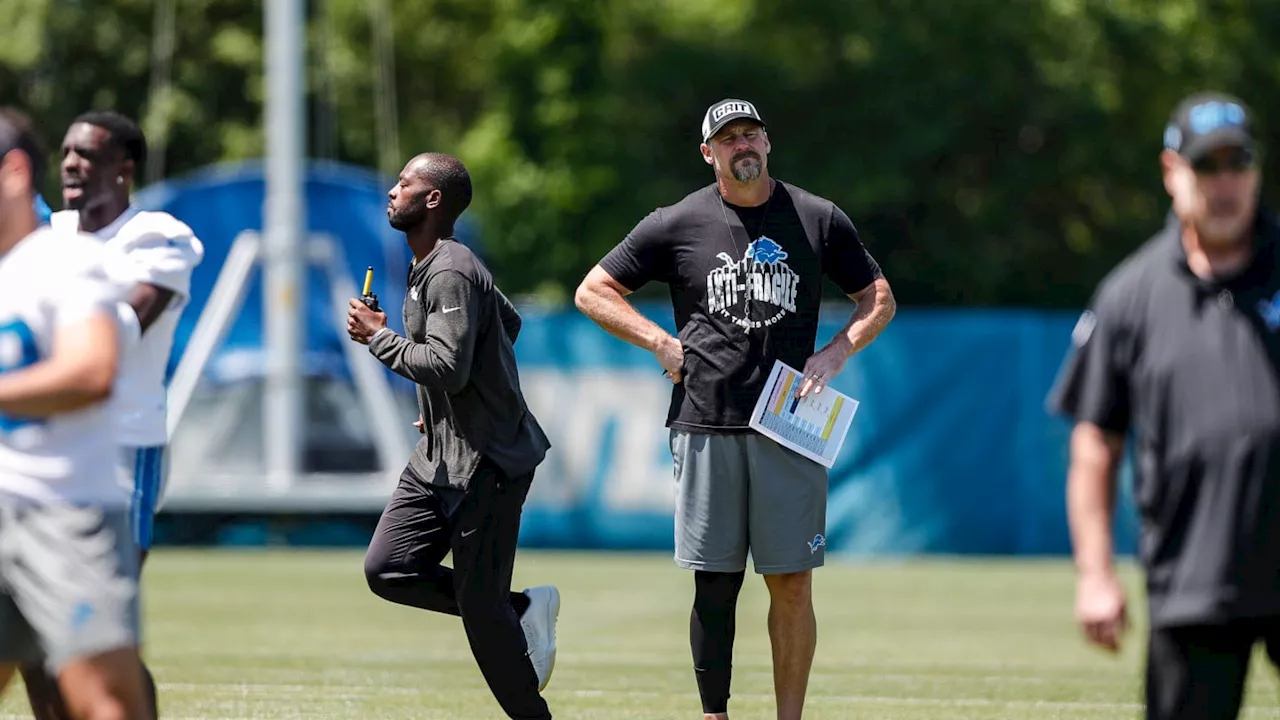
left=599, top=181, right=881, bottom=433
left=1048, top=210, right=1280, bottom=627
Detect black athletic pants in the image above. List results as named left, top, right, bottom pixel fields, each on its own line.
left=1146, top=616, right=1280, bottom=720
left=364, top=460, right=550, bottom=720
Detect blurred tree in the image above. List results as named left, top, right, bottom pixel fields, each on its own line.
left=0, top=0, right=263, bottom=198
left=2, top=0, right=1278, bottom=308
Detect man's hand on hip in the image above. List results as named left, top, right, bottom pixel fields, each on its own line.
left=347, top=298, right=387, bottom=345
left=655, top=334, right=685, bottom=384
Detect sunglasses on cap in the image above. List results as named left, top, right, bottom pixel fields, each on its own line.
left=1191, top=147, right=1258, bottom=176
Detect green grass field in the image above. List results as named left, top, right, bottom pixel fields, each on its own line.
left=3, top=550, right=1279, bottom=719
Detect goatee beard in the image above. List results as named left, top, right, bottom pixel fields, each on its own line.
left=732, top=160, right=762, bottom=183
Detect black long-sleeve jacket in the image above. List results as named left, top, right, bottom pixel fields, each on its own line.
left=369, top=239, right=550, bottom=488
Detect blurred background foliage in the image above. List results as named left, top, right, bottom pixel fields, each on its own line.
left=3, top=0, right=1276, bottom=307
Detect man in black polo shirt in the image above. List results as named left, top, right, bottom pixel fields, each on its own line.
left=1048, top=91, right=1280, bottom=719
left=575, top=99, right=896, bottom=719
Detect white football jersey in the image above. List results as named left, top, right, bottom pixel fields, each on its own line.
left=0, top=228, right=131, bottom=505
left=52, top=206, right=204, bottom=447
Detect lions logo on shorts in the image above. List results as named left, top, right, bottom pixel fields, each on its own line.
left=808, top=534, right=826, bottom=555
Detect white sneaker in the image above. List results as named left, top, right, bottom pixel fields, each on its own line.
left=520, top=585, right=560, bottom=691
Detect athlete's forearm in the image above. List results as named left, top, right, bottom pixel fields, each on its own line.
left=126, top=282, right=176, bottom=334
left=370, top=315, right=476, bottom=395
left=0, top=363, right=113, bottom=416
left=824, top=276, right=896, bottom=357
left=575, top=273, right=671, bottom=353
left=0, top=316, right=118, bottom=417
left=369, top=332, right=466, bottom=391
left=1067, top=422, right=1124, bottom=577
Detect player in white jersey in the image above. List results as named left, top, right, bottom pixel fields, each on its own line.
left=17, top=110, right=204, bottom=720
left=53, top=111, right=204, bottom=560
left=0, top=108, right=150, bottom=719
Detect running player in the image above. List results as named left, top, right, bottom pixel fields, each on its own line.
left=350, top=152, right=559, bottom=719
left=21, top=110, right=204, bottom=720
left=53, top=111, right=205, bottom=562
left=0, top=106, right=149, bottom=720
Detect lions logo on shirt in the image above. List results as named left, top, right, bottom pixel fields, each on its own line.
left=0, top=318, right=42, bottom=440
left=706, top=237, right=800, bottom=330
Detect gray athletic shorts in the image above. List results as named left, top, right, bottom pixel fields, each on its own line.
left=670, top=430, right=829, bottom=575
left=0, top=500, right=141, bottom=673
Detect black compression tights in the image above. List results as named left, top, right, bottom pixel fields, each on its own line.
left=691, top=570, right=746, bottom=715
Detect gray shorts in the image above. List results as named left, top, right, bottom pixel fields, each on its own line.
left=670, top=430, right=829, bottom=575
left=0, top=501, right=140, bottom=673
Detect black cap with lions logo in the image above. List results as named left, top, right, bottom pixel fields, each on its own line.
left=1163, top=91, right=1259, bottom=162
left=701, top=98, right=766, bottom=143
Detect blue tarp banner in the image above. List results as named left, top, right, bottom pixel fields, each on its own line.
left=510, top=305, right=1141, bottom=556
